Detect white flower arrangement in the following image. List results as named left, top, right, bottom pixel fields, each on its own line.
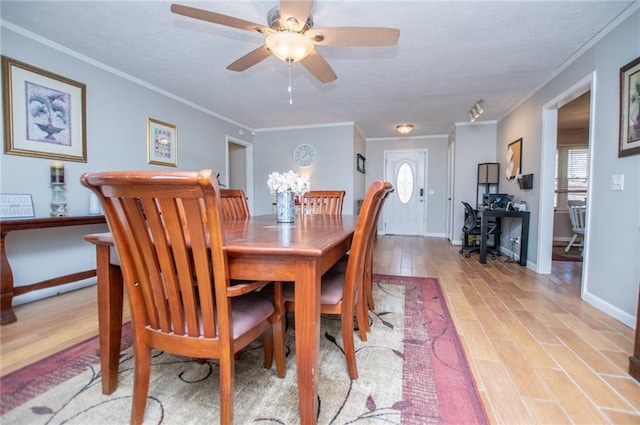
left=267, top=170, right=310, bottom=195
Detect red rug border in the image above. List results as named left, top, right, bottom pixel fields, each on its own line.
left=2, top=278, right=488, bottom=424
left=373, top=273, right=489, bottom=424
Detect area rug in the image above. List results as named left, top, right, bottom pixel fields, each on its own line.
left=552, top=243, right=583, bottom=262
left=1, top=275, right=487, bottom=425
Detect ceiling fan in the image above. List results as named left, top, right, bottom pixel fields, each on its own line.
left=170, top=1, right=400, bottom=83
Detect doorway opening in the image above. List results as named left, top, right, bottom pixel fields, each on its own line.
left=226, top=137, right=254, bottom=213
left=540, top=73, right=594, bottom=295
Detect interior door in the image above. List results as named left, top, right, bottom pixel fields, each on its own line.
left=384, top=150, right=427, bottom=235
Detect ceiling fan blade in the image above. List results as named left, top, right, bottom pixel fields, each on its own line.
left=279, top=0, right=314, bottom=31
left=307, top=27, right=400, bottom=47
left=227, top=45, right=273, bottom=72
left=171, top=4, right=268, bottom=34
left=301, top=50, right=337, bottom=83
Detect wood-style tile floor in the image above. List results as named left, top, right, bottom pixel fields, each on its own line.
left=373, top=236, right=639, bottom=424
left=1, top=235, right=638, bottom=424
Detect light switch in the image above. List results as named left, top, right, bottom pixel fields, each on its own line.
left=611, top=174, right=624, bottom=191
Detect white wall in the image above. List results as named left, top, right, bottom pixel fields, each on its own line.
left=0, top=27, right=250, bottom=305
left=365, top=134, right=449, bottom=236
left=450, top=122, right=498, bottom=244
left=497, top=8, right=640, bottom=324
left=252, top=123, right=356, bottom=215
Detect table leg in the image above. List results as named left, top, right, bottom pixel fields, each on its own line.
left=96, top=244, right=124, bottom=395
left=480, top=214, right=488, bottom=264
left=519, top=213, right=530, bottom=267
left=294, top=260, right=322, bottom=425
left=0, top=232, right=17, bottom=325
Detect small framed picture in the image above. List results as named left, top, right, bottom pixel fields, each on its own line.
left=2, top=56, right=87, bottom=162
left=618, top=56, right=640, bottom=157
left=357, top=153, right=366, bottom=173
left=0, top=194, right=35, bottom=219
left=147, top=117, right=177, bottom=167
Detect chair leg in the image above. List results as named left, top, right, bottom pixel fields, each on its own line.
left=565, top=234, right=578, bottom=253
left=130, top=344, right=152, bottom=425
left=342, top=314, right=358, bottom=380
left=218, top=349, right=235, bottom=425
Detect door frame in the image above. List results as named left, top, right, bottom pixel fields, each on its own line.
left=225, top=136, right=254, bottom=212
left=539, top=72, right=594, bottom=295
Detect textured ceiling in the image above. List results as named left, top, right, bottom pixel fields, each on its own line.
left=1, top=1, right=635, bottom=138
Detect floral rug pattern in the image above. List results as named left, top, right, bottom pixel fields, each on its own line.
left=1, top=275, right=487, bottom=425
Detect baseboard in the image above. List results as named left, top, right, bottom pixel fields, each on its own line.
left=583, top=291, right=637, bottom=328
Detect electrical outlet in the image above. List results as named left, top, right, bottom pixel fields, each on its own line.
left=510, top=237, right=520, bottom=245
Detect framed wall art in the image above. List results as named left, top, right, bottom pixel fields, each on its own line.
left=357, top=153, right=366, bottom=173
left=147, top=117, right=177, bottom=167
left=619, top=56, right=640, bottom=157
left=505, top=138, right=522, bottom=180
left=2, top=56, right=87, bottom=162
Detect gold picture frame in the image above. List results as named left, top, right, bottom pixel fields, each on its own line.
left=2, top=56, right=87, bottom=162
left=618, top=56, right=640, bottom=157
left=147, top=117, right=177, bottom=167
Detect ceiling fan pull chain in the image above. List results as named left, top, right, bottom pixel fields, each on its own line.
left=288, top=61, right=293, bottom=105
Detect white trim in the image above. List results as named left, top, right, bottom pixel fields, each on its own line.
left=539, top=73, right=594, bottom=277
left=2, top=21, right=254, bottom=132
left=253, top=121, right=354, bottom=133
left=367, top=133, right=447, bottom=142
left=453, top=120, right=498, bottom=128
left=583, top=292, right=637, bottom=328
left=225, top=136, right=254, bottom=213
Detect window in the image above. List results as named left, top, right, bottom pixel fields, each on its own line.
left=396, top=162, right=414, bottom=204
left=555, top=146, right=589, bottom=208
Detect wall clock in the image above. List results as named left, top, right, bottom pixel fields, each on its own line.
left=294, top=144, right=315, bottom=167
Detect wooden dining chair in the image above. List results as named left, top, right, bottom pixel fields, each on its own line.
left=81, top=169, right=285, bottom=425
left=283, top=181, right=393, bottom=379
left=301, top=190, right=345, bottom=215
left=220, top=188, right=250, bottom=219
left=362, top=187, right=393, bottom=318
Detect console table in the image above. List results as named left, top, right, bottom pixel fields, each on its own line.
left=0, top=215, right=107, bottom=325
left=479, top=209, right=530, bottom=266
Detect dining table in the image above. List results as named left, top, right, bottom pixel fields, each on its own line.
left=84, top=213, right=357, bottom=425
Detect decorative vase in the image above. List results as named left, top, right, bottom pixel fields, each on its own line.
left=276, top=190, right=296, bottom=223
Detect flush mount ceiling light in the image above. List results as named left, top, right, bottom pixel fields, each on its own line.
left=396, top=124, right=414, bottom=135
left=469, top=100, right=484, bottom=122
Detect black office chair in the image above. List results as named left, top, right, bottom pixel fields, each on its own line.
left=459, top=201, right=501, bottom=259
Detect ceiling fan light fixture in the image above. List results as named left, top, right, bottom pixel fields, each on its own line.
left=266, top=32, right=314, bottom=63
left=396, top=124, right=414, bottom=135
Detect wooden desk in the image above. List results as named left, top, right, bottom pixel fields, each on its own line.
left=1, top=215, right=107, bottom=324
left=85, top=214, right=356, bottom=425
left=479, top=209, right=530, bottom=266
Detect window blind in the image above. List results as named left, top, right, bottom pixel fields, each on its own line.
left=555, top=147, right=589, bottom=207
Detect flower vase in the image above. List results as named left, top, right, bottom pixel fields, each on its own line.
left=276, top=190, right=296, bottom=223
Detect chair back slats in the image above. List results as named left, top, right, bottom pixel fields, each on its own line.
left=342, top=182, right=393, bottom=310
left=568, top=205, right=586, bottom=231
left=302, top=190, right=345, bottom=215
left=82, top=170, right=228, bottom=340
left=220, top=188, right=250, bottom=219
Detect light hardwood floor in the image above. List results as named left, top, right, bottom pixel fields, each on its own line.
left=1, top=236, right=639, bottom=424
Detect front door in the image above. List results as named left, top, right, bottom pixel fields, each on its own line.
left=384, top=150, right=427, bottom=235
